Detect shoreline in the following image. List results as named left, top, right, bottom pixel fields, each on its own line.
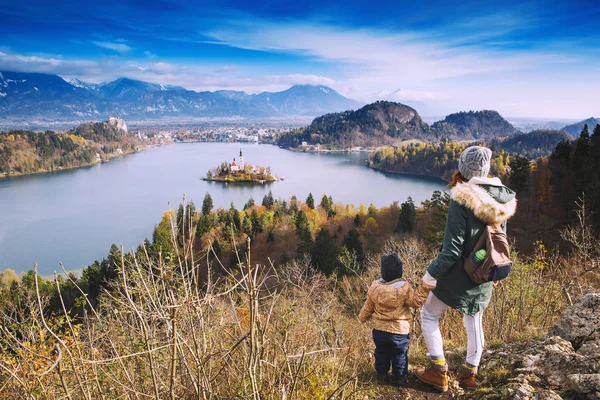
left=0, top=146, right=148, bottom=180
left=367, top=163, right=448, bottom=183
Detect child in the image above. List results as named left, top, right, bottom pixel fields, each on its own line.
left=358, top=254, right=414, bottom=386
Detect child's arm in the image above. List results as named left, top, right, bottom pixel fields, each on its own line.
left=358, top=293, right=375, bottom=323
left=410, top=279, right=436, bottom=309
left=403, top=284, right=415, bottom=309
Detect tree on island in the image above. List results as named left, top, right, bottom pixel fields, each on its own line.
left=306, top=193, right=315, bottom=209
left=202, top=193, right=213, bottom=216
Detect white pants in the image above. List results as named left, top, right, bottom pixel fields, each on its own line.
left=420, top=292, right=485, bottom=367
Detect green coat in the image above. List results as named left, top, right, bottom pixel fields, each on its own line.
left=427, top=178, right=517, bottom=315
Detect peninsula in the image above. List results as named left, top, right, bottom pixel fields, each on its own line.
left=204, top=149, right=279, bottom=183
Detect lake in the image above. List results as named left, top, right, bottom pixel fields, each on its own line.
left=0, top=143, right=445, bottom=275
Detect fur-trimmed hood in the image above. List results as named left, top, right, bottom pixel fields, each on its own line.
left=451, top=177, right=517, bottom=225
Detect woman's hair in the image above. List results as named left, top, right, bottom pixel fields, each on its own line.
left=449, top=170, right=467, bottom=187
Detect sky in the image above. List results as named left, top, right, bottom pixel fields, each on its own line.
left=0, top=0, right=599, bottom=118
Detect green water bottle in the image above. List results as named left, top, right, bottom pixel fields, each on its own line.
left=472, top=249, right=487, bottom=264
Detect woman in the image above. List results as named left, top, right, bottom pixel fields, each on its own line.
left=412, top=146, right=517, bottom=392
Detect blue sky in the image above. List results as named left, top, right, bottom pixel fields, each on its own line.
left=0, top=0, right=599, bottom=118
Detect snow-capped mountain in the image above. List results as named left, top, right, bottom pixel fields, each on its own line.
left=0, top=71, right=362, bottom=122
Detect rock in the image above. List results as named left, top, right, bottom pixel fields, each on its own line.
left=534, top=389, right=563, bottom=400
left=480, top=292, right=600, bottom=399
left=567, top=374, right=600, bottom=395
left=503, top=382, right=536, bottom=400
left=548, top=292, right=600, bottom=351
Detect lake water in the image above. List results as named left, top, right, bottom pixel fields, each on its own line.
left=0, top=143, right=445, bottom=275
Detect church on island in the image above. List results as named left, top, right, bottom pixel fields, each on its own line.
left=229, top=149, right=245, bottom=172
left=204, top=149, right=279, bottom=183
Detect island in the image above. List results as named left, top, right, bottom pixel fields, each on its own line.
left=203, top=149, right=280, bottom=183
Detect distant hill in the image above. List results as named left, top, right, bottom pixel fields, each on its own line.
left=493, top=129, right=573, bottom=158
left=432, top=110, right=519, bottom=140
left=0, top=71, right=362, bottom=122
left=0, top=118, right=141, bottom=178
left=561, top=118, right=600, bottom=136
left=276, top=101, right=432, bottom=148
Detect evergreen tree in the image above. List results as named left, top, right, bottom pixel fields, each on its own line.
left=424, top=191, right=451, bottom=248
left=306, top=193, right=315, bottom=209
left=230, top=202, right=241, bottom=232
left=242, top=215, right=253, bottom=235
left=508, top=155, right=531, bottom=194
left=320, top=194, right=332, bottom=213
left=244, top=197, right=255, bottom=210
left=262, top=191, right=274, bottom=208
left=202, top=192, right=213, bottom=215
left=396, top=197, right=416, bottom=233
left=311, top=229, right=340, bottom=275
left=353, top=213, right=362, bottom=227
left=251, top=209, right=263, bottom=234
left=289, top=196, right=299, bottom=214
left=580, top=124, right=590, bottom=140
left=267, top=230, right=275, bottom=243
left=295, top=210, right=313, bottom=257
left=151, top=212, right=176, bottom=262
left=342, top=228, right=364, bottom=264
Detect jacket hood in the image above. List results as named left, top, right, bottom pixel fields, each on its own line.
left=451, top=178, right=517, bottom=225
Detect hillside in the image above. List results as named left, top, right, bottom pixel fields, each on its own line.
left=432, top=110, right=519, bottom=140
left=0, top=118, right=142, bottom=177
left=368, top=141, right=510, bottom=181
left=0, top=71, right=361, bottom=122
left=277, top=101, right=433, bottom=148
left=562, top=117, right=600, bottom=136
left=2, top=187, right=598, bottom=398
left=493, top=129, right=573, bottom=158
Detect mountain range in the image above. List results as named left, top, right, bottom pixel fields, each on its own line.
left=0, top=71, right=361, bottom=121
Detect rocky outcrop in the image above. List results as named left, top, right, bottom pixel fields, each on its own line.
left=482, top=292, right=600, bottom=399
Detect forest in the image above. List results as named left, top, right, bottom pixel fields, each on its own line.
left=369, top=140, right=512, bottom=181
left=0, top=121, right=141, bottom=177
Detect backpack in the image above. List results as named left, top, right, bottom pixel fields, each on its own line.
left=463, top=224, right=512, bottom=284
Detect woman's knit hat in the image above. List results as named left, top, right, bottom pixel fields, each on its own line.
left=381, top=253, right=403, bottom=282
left=459, top=146, right=492, bottom=179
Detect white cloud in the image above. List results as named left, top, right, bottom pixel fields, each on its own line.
left=215, top=65, right=237, bottom=73
left=92, top=41, right=132, bottom=54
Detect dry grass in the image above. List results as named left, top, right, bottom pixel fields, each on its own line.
left=1, top=204, right=596, bottom=399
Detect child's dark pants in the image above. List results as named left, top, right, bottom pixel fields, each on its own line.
left=372, top=329, right=410, bottom=379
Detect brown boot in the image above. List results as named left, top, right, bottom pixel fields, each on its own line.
left=414, top=362, right=449, bottom=392
left=457, top=365, right=478, bottom=390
